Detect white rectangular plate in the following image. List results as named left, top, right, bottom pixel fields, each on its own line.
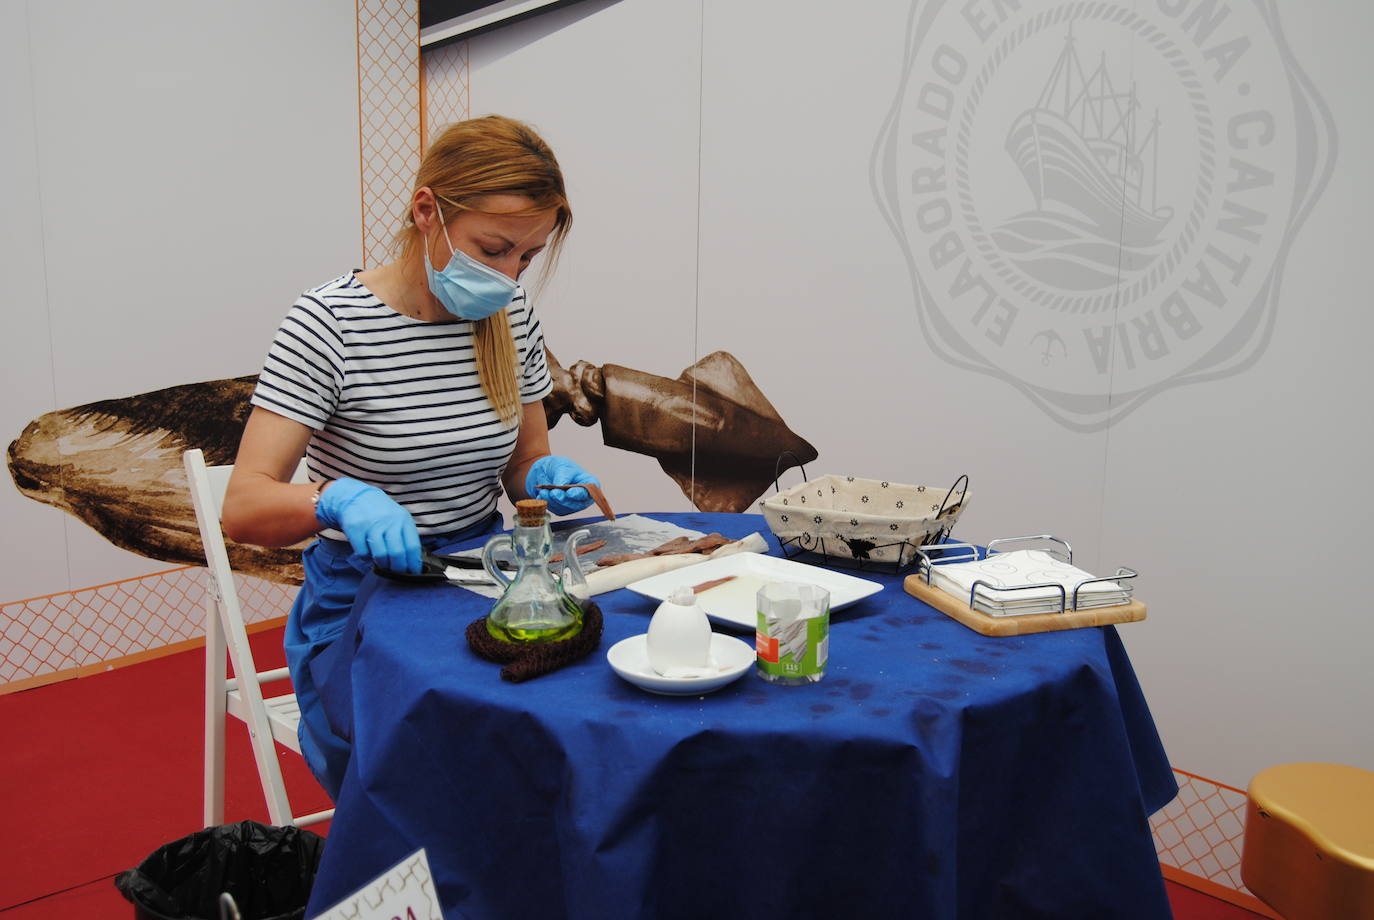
left=625, top=552, right=884, bottom=630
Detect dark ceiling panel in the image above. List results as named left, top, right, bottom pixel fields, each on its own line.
left=420, top=0, right=596, bottom=48
left=420, top=1, right=495, bottom=30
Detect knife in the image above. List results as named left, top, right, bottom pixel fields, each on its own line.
left=427, top=551, right=509, bottom=571
left=426, top=551, right=509, bottom=584
left=373, top=552, right=508, bottom=584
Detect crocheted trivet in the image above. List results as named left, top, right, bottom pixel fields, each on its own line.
left=465, top=601, right=603, bottom=683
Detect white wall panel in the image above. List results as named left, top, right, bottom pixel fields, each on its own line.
left=1, top=0, right=68, bottom=596
left=1104, top=0, right=1373, bottom=785
left=695, top=2, right=1135, bottom=556
left=27, top=0, right=361, bottom=405
left=4, top=0, right=361, bottom=596
left=468, top=0, right=704, bottom=516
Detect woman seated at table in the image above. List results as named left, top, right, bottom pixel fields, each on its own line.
left=221, top=114, right=601, bottom=798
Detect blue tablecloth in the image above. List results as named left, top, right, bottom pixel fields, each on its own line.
left=306, top=513, right=1176, bottom=920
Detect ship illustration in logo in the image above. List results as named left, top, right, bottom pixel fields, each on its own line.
left=994, top=30, right=1173, bottom=292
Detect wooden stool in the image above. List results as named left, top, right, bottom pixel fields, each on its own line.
left=1241, top=762, right=1374, bottom=919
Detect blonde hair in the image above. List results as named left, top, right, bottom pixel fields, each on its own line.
left=396, top=115, right=572, bottom=426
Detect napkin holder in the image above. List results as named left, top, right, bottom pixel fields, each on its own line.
left=904, top=535, right=1147, bottom=637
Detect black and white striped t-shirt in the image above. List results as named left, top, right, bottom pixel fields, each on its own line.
left=251, top=272, right=553, bottom=538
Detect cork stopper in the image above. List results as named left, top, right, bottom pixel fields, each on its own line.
left=515, top=499, right=548, bottom=527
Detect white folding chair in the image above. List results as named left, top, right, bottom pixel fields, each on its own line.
left=184, top=448, right=333, bottom=828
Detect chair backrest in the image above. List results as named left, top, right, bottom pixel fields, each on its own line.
left=184, top=449, right=309, bottom=637
left=186, top=451, right=311, bottom=526
left=185, top=447, right=315, bottom=827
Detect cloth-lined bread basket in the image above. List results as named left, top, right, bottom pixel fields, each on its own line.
left=759, top=474, right=969, bottom=566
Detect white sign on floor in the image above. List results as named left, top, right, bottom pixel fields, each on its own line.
left=310, top=849, right=442, bottom=920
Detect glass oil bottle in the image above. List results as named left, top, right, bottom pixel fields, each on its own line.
left=481, top=499, right=586, bottom=643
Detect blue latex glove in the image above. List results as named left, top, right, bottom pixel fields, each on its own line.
left=314, top=477, right=421, bottom=574
left=525, top=456, right=600, bottom=516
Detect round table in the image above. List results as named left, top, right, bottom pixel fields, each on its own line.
left=307, top=512, right=1176, bottom=920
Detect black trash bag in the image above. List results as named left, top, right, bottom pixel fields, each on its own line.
left=114, top=821, right=325, bottom=920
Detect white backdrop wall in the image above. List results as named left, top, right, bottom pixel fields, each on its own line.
left=468, top=0, right=706, bottom=520
left=1, top=0, right=362, bottom=600
left=466, top=0, right=1372, bottom=803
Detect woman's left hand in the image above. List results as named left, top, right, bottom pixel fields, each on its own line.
left=525, top=455, right=600, bottom=515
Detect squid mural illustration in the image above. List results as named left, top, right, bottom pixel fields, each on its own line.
left=7, top=352, right=817, bottom=585
left=544, top=350, right=816, bottom=514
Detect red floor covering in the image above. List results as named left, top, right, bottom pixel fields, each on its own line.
left=0, top=627, right=1266, bottom=919
left=0, top=626, right=330, bottom=918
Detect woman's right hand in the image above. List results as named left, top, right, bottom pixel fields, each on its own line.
left=314, top=478, right=422, bottom=574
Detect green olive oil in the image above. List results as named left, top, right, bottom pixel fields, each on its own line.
left=485, top=596, right=584, bottom=643
left=482, top=499, right=584, bottom=644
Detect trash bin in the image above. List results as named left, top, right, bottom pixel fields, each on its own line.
left=114, top=821, right=325, bottom=920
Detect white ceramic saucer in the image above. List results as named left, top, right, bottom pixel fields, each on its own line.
left=606, top=633, right=754, bottom=696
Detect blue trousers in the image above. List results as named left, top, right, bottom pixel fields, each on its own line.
left=284, top=513, right=502, bottom=799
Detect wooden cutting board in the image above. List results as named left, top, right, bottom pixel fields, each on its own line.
left=903, top=574, right=1147, bottom=637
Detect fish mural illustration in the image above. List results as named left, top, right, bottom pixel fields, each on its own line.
left=7, top=376, right=308, bottom=584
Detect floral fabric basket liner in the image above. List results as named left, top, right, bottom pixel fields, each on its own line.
left=759, top=472, right=970, bottom=566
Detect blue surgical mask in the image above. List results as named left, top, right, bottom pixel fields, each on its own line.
left=424, top=203, right=520, bottom=321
